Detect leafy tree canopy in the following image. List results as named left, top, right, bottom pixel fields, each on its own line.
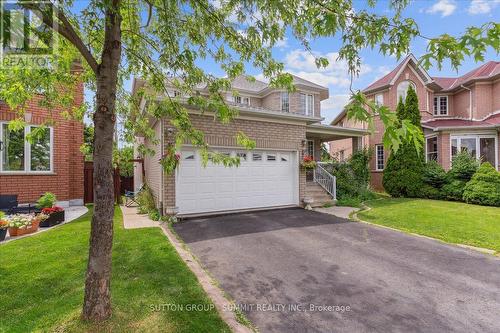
left=0, top=0, right=498, bottom=161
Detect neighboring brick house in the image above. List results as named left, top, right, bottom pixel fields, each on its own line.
left=330, top=54, right=500, bottom=190
left=0, top=72, right=84, bottom=206
left=133, top=75, right=366, bottom=216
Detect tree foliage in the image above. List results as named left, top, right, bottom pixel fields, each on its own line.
left=0, top=0, right=498, bottom=322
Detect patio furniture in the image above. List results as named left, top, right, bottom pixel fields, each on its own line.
left=0, top=194, right=41, bottom=214
left=0, top=195, right=18, bottom=213
left=124, top=184, right=145, bottom=207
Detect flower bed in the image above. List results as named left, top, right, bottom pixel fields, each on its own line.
left=6, top=213, right=48, bottom=237
left=40, top=207, right=65, bottom=227
left=0, top=216, right=8, bottom=241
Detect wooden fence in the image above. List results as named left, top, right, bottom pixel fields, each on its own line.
left=83, top=161, right=124, bottom=204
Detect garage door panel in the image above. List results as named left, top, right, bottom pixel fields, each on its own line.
left=176, top=148, right=297, bottom=214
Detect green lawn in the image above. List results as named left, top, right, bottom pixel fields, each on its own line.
left=0, top=207, right=230, bottom=332
left=358, top=198, right=500, bottom=253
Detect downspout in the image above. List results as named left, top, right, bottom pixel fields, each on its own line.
left=461, top=85, right=472, bottom=120
left=159, top=120, right=164, bottom=216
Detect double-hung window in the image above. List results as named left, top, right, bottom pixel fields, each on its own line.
left=433, top=96, right=448, bottom=116
left=281, top=92, right=289, bottom=112
left=375, top=144, right=384, bottom=171
left=300, top=93, right=314, bottom=116
left=0, top=123, right=53, bottom=173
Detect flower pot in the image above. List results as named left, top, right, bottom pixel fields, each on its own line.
left=39, top=210, right=65, bottom=227
left=8, top=220, right=40, bottom=237
left=0, top=228, right=7, bottom=241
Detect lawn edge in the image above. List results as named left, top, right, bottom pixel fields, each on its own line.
left=351, top=199, right=498, bottom=257
left=159, top=222, right=255, bottom=333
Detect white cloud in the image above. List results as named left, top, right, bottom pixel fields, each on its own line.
left=426, top=0, right=457, bottom=17
left=283, top=49, right=372, bottom=88
left=275, top=37, right=288, bottom=49
left=321, top=94, right=352, bottom=124
left=468, top=0, right=500, bottom=14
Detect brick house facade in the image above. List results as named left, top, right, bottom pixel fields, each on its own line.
left=0, top=78, right=84, bottom=205
left=330, top=55, right=500, bottom=191
left=133, top=75, right=366, bottom=216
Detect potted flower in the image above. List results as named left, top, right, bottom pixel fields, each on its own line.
left=0, top=212, right=8, bottom=241
left=36, top=192, right=57, bottom=210
left=40, top=206, right=65, bottom=227
left=301, top=155, right=317, bottom=170
left=7, top=213, right=48, bottom=237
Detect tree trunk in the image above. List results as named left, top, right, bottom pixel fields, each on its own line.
left=82, top=0, right=122, bottom=322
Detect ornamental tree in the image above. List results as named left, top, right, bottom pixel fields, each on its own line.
left=0, top=0, right=498, bottom=322
left=383, top=86, right=425, bottom=197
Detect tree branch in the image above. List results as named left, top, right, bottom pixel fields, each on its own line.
left=20, top=2, right=99, bottom=73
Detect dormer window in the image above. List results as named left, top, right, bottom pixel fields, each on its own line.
left=281, top=92, right=289, bottom=112
left=234, top=96, right=250, bottom=105
left=300, top=93, right=314, bottom=116
left=433, top=96, right=448, bottom=116
left=396, top=80, right=415, bottom=102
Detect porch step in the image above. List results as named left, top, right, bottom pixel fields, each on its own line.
left=305, top=182, right=335, bottom=207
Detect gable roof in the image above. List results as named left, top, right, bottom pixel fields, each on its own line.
left=433, top=61, right=500, bottom=91
left=363, top=54, right=432, bottom=94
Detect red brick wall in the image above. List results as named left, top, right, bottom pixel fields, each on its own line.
left=0, top=84, right=84, bottom=204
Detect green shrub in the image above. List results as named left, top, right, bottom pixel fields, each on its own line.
left=463, top=163, right=500, bottom=206
left=442, top=179, right=467, bottom=201
left=422, top=161, right=447, bottom=188
left=36, top=192, right=57, bottom=208
left=448, top=151, right=479, bottom=181
left=419, top=184, right=444, bottom=200
left=350, top=147, right=371, bottom=186
left=137, top=184, right=156, bottom=213
left=148, top=210, right=160, bottom=221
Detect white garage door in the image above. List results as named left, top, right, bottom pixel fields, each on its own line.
left=176, top=148, right=298, bottom=214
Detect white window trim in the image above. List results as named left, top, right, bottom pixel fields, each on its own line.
left=280, top=92, right=290, bottom=113
left=375, top=144, right=384, bottom=171
left=0, top=122, right=54, bottom=174
left=375, top=93, right=384, bottom=106
left=307, top=140, right=314, bottom=159
left=425, top=135, right=438, bottom=162
left=433, top=96, right=448, bottom=116
left=396, top=80, right=416, bottom=102
left=450, top=134, right=498, bottom=170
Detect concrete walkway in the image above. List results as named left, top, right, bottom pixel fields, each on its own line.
left=120, top=205, right=159, bottom=229
left=313, top=205, right=358, bottom=219
left=2, top=206, right=88, bottom=243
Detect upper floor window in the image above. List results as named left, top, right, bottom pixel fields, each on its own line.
left=433, top=96, right=448, bottom=116
left=396, top=80, right=416, bottom=102
left=300, top=93, right=314, bottom=116
left=375, top=93, right=384, bottom=106
left=0, top=123, right=53, bottom=173
left=281, top=92, right=289, bottom=112
left=234, top=96, right=250, bottom=105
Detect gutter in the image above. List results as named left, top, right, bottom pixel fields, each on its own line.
left=460, top=85, right=473, bottom=120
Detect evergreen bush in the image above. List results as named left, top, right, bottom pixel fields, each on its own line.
left=383, top=87, right=425, bottom=197
left=463, top=162, right=500, bottom=206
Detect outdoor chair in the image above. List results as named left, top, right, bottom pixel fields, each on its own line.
left=0, top=195, right=18, bottom=213
left=0, top=194, right=42, bottom=214
left=124, top=184, right=145, bottom=207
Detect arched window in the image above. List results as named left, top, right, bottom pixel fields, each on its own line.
left=397, top=80, right=416, bottom=102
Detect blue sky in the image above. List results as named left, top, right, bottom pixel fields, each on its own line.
left=84, top=0, right=500, bottom=126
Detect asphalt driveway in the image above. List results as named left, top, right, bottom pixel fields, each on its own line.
left=173, top=208, right=500, bottom=333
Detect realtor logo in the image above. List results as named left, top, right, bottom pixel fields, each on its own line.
left=0, top=1, right=58, bottom=68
